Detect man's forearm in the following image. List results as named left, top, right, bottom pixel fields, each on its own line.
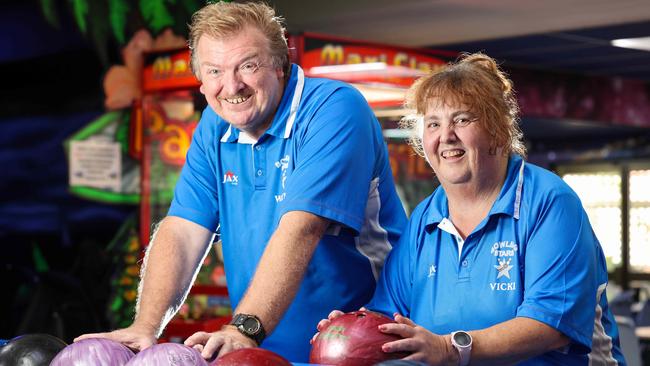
left=134, top=216, right=215, bottom=336
left=233, top=210, right=330, bottom=336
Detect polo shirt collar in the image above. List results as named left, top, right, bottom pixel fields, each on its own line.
left=489, top=154, right=526, bottom=219
left=220, top=64, right=305, bottom=143
left=423, top=154, right=526, bottom=232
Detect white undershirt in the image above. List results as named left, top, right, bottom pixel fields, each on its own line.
left=438, top=217, right=465, bottom=261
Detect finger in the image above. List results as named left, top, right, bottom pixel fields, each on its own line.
left=379, top=323, right=415, bottom=338
left=317, top=319, right=330, bottom=331
left=73, top=332, right=107, bottom=342
left=202, top=334, right=226, bottom=360
left=216, top=338, right=236, bottom=358
left=394, top=313, right=416, bottom=327
left=184, top=331, right=211, bottom=347
left=192, top=344, right=204, bottom=353
left=122, top=338, right=153, bottom=352
left=310, top=332, right=320, bottom=344
left=328, top=310, right=344, bottom=319
left=381, top=338, right=416, bottom=353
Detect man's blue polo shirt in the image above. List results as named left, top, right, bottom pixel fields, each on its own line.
left=367, top=155, right=626, bottom=365
left=169, top=64, right=407, bottom=361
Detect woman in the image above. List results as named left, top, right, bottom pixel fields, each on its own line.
left=315, top=53, right=626, bottom=365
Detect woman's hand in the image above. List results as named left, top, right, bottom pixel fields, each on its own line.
left=310, top=309, right=345, bottom=344
left=379, top=313, right=457, bottom=366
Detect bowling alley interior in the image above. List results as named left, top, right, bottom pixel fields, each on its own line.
left=1, top=0, right=650, bottom=365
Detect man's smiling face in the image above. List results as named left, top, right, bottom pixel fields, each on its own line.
left=197, top=25, right=285, bottom=138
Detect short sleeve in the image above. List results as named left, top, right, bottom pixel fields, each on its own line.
left=168, top=110, right=220, bottom=232
left=516, top=191, right=601, bottom=354
left=278, top=86, right=380, bottom=232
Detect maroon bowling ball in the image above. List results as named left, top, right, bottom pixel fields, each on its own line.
left=125, top=342, right=207, bottom=365
left=211, top=348, right=291, bottom=366
left=310, top=310, right=408, bottom=366
left=50, top=337, right=134, bottom=366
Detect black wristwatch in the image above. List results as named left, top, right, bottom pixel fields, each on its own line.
left=230, top=313, right=266, bottom=345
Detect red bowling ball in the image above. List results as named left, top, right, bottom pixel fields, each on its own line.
left=211, top=348, right=291, bottom=366
left=310, top=310, right=408, bottom=366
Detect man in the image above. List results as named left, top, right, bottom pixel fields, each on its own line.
left=77, top=2, right=406, bottom=362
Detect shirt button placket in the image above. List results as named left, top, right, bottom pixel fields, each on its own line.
left=254, top=143, right=266, bottom=190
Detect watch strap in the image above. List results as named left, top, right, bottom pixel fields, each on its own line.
left=451, top=330, right=472, bottom=366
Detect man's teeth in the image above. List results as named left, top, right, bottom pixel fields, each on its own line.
left=224, top=96, right=250, bottom=104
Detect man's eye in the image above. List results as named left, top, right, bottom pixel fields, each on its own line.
left=241, top=62, right=258, bottom=73
left=207, top=69, right=221, bottom=75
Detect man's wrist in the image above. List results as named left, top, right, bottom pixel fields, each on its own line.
left=131, top=319, right=162, bottom=338
left=229, top=313, right=266, bottom=346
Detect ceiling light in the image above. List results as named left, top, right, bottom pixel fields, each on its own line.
left=611, top=36, right=650, bottom=52
left=308, top=62, right=388, bottom=74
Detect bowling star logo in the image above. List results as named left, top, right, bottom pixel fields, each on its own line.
left=495, top=258, right=513, bottom=279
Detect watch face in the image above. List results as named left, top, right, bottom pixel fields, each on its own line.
left=242, top=317, right=261, bottom=334
left=453, top=331, right=472, bottom=347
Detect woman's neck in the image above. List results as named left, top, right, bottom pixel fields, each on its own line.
left=445, top=157, right=509, bottom=238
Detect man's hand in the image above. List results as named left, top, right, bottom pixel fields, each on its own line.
left=184, top=326, right=257, bottom=361
left=379, top=314, right=457, bottom=366
left=73, top=323, right=157, bottom=352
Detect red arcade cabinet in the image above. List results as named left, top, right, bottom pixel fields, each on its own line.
left=290, top=33, right=455, bottom=211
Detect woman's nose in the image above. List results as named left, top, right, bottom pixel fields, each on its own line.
left=439, top=121, right=458, bottom=143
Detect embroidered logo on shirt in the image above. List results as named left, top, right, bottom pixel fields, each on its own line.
left=274, top=155, right=290, bottom=202
left=222, top=170, right=238, bottom=185
left=490, top=241, right=518, bottom=257
left=428, top=264, right=437, bottom=278
left=274, top=155, right=290, bottom=189
left=495, top=258, right=513, bottom=279
left=490, top=258, right=516, bottom=291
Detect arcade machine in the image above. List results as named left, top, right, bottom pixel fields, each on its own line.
left=134, top=49, right=230, bottom=342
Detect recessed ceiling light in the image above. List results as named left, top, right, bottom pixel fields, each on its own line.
left=611, top=36, right=650, bottom=52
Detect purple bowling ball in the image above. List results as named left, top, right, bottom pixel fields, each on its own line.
left=126, top=343, right=208, bottom=365
left=50, top=338, right=135, bottom=366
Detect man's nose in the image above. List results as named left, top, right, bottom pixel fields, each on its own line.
left=221, top=70, right=244, bottom=96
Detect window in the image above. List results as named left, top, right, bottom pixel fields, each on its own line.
left=562, top=171, right=622, bottom=271
left=629, top=169, right=650, bottom=273
left=557, top=161, right=650, bottom=286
